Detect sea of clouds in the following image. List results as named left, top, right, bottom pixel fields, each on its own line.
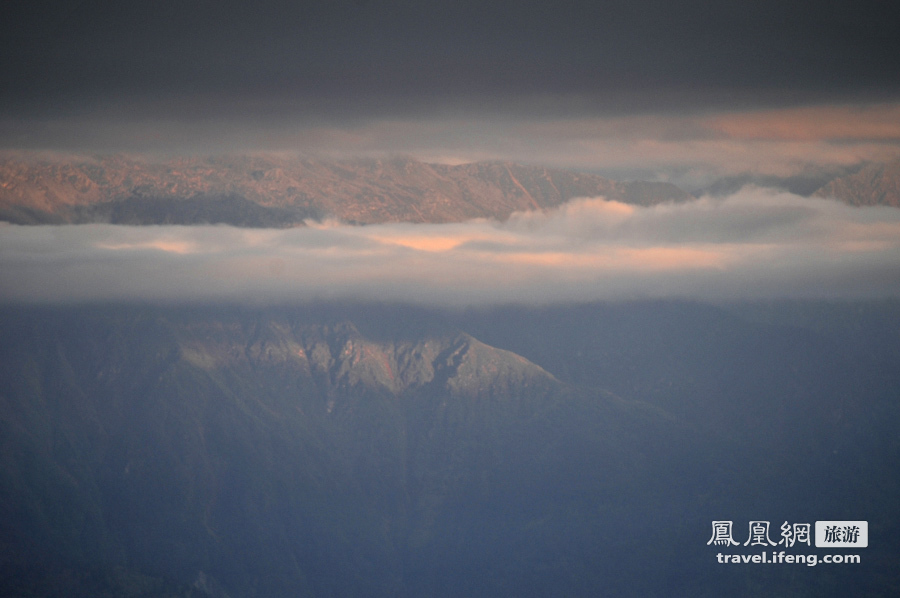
left=3, top=188, right=900, bottom=306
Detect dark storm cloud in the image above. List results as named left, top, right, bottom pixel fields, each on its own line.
left=4, top=0, right=900, bottom=189
left=3, top=0, right=900, bottom=119
left=3, top=191, right=900, bottom=305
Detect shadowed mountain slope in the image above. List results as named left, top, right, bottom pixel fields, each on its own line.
left=0, top=303, right=897, bottom=597
left=0, top=306, right=720, bottom=597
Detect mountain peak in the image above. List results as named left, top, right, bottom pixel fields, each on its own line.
left=172, top=316, right=556, bottom=401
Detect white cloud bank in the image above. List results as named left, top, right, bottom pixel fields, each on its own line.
left=2, top=189, right=900, bottom=305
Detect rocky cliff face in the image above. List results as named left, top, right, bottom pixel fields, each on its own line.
left=0, top=154, right=691, bottom=225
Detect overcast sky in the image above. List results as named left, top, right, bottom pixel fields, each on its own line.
left=5, top=0, right=900, bottom=110
left=3, top=0, right=900, bottom=186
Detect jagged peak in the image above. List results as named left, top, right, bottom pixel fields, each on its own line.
left=173, top=317, right=556, bottom=398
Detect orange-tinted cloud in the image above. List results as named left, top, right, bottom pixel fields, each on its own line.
left=705, top=104, right=900, bottom=141
left=2, top=192, right=900, bottom=305
left=95, top=240, right=201, bottom=254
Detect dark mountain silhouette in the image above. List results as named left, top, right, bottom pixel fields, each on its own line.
left=1, top=302, right=898, bottom=597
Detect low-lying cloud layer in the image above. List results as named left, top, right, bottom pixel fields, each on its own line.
left=3, top=189, right=900, bottom=305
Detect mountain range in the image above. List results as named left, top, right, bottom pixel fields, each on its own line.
left=3, top=154, right=900, bottom=228
left=2, top=150, right=900, bottom=597
left=0, top=154, right=690, bottom=226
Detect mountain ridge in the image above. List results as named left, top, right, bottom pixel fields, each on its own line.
left=174, top=318, right=558, bottom=401
left=0, top=154, right=691, bottom=226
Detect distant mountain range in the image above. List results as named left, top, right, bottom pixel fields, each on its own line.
left=3, top=154, right=899, bottom=227
left=0, top=154, right=691, bottom=226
